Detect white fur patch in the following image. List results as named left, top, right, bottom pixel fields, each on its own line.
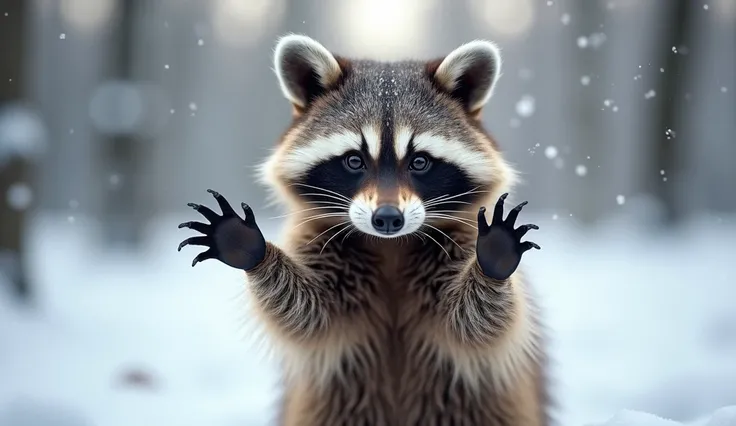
left=362, top=125, right=381, bottom=160
left=412, top=133, right=494, bottom=182
left=349, top=195, right=425, bottom=239
left=281, top=131, right=362, bottom=177
left=393, top=125, right=413, bottom=159
left=435, top=40, right=502, bottom=111
left=273, top=34, right=342, bottom=108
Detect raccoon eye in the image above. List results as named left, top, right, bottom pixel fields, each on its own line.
left=345, top=154, right=366, bottom=171
left=409, top=155, right=430, bottom=172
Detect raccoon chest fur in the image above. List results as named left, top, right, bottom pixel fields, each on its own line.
left=272, top=235, right=546, bottom=426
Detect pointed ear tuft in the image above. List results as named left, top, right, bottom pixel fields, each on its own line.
left=273, top=34, right=344, bottom=110
left=431, top=40, right=502, bottom=114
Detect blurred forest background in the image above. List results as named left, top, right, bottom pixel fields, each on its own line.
left=1, top=0, right=734, bottom=301
left=0, top=1, right=735, bottom=425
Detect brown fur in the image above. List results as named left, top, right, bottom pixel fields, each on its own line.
left=251, top=35, right=550, bottom=425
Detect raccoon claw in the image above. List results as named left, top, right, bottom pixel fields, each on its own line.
left=476, top=194, right=540, bottom=280
left=178, top=189, right=266, bottom=271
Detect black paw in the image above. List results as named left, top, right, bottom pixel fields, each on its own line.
left=476, top=193, right=540, bottom=280
left=178, top=189, right=266, bottom=271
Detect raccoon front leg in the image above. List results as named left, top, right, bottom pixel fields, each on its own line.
left=440, top=193, right=540, bottom=346
left=178, top=190, right=333, bottom=339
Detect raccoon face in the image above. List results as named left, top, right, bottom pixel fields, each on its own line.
left=260, top=35, right=517, bottom=239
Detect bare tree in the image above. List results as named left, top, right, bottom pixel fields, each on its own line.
left=100, top=0, right=150, bottom=247
left=649, top=0, right=696, bottom=225
left=0, top=0, right=32, bottom=300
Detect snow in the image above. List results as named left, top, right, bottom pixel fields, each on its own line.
left=5, top=182, right=33, bottom=211
left=0, top=104, right=47, bottom=166
left=575, top=164, right=588, bottom=177
left=545, top=146, right=559, bottom=159
left=1, top=210, right=736, bottom=425
left=515, top=95, right=536, bottom=118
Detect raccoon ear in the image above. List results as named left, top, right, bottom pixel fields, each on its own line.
left=430, top=40, right=502, bottom=114
left=274, top=35, right=344, bottom=110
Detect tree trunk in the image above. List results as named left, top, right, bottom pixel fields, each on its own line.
left=0, top=0, right=31, bottom=300
left=650, top=0, right=696, bottom=225
left=101, top=0, right=148, bottom=247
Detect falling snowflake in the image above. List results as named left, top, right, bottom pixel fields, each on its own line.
left=544, top=146, right=558, bottom=159
left=188, top=102, right=198, bottom=111
left=721, top=87, right=728, bottom=93
left=547, top=1, right=553, bottom=5
left=703, top=4, right=709, bottom=10
left=68, top=216, right=76, bottom=224
left=109, top=174, right=122, bottom=188
left=660, top=170, right=666, bottom=175
left=660, top=67, right=665, bottom=72
left=603, top=99, right=613, bottom=107
left=164, top=64, right=170, bottom=69
left=561, top=13, right=571, bottom=25
left=197, top=39, right=204, bottom=46
left=665, top=128, right=677, bottom=139
left=6, top=183, right=33, bottom=211
left=552, top=214, right=559, bottom=220
left=616, top=195, right=626, bottom=205
left=672, top=46, right=678, bottom=53
left=644, top=89, right=656, bottom=99
left=577, top=36, right=588, bottom=48
left=612, top=106, right=619, bottom=112
left=59, top=33, right=66, bottom=40
left=588, top=33, right=607, bottom=49
left=170, top=109, right=175, bottom=114
left=575, top=164, right=588, bottom=176
left=581, top=75, right=591, bottom=86
left=634, top=74, right=642, bottom=81
left=554, top=158, right=565, bottom=169
left=515, top=95, right=536, bottom=118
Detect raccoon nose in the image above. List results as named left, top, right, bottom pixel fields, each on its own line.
left=372, top=205, right=404, bottom=235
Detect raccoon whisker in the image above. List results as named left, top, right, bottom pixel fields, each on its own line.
left=425, top=213, right=477, bottom=225
left=422, top=223, right=465, bottom=252
left=423, top=200, right=473, bottom=208
left=269, top=205, right=347, bottom=219
left=425, top=214, right=478, bottom=229
left=427, top=210, right=475, bottom=216
left=300, top=192, right=353, bottom=206
left=305, top=220, right=352, bottom=246
left=341, top=227, right=358, bottom=244
left=423, top=193, right=452, bottom=205
left=417, top=230, right=451, bottom=259
left=292, top=213, right=351, bottom=230
left=290, top=183, right=353, bottom=203
left=320, top=223, right=353, bottom=254
left=423, top=187, right=491, bottom=207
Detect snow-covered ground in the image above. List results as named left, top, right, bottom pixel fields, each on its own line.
left=1, top=205, right=735, bottom=426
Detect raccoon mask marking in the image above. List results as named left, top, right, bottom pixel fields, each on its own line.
left=260, top=34, right=517, bottom=239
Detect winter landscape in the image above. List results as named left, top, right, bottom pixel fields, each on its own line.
left=2, top=207, right=735, bottom=425
left=1, top=0, right=735, bottom=425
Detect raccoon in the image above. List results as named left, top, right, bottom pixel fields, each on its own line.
left=179, top=35, right=549, bottom=426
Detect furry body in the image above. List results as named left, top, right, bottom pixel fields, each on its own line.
left=251, top=222, right=548, bottom=426
left=180, top=35, right=550, bottom=425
